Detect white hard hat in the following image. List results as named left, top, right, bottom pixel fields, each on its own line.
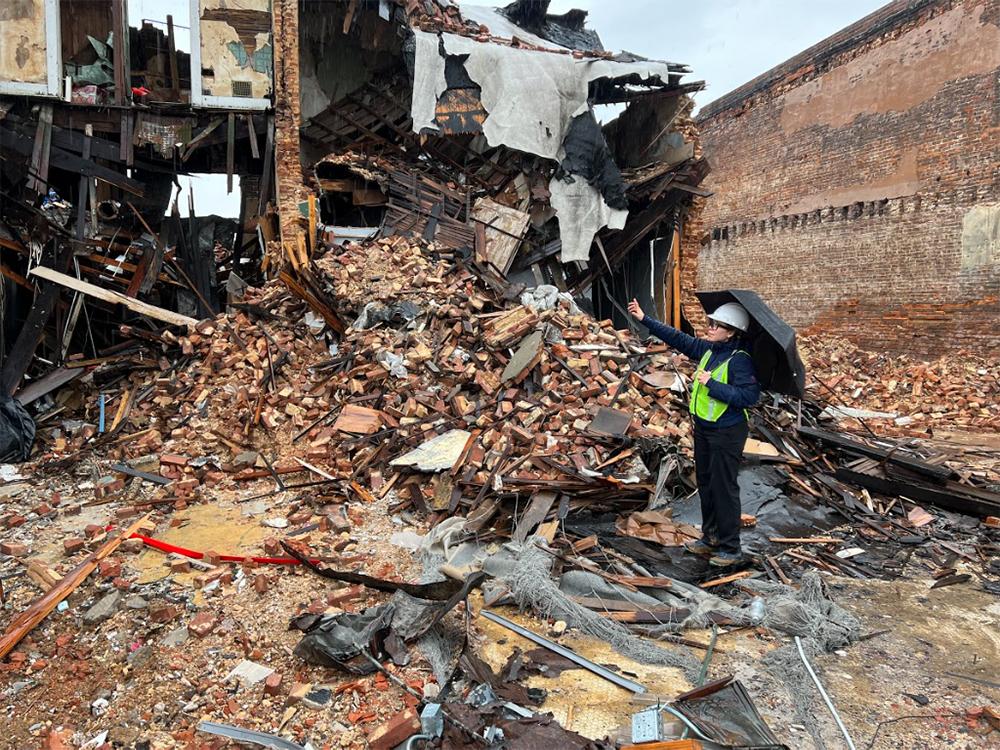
left=707, top=302, right=750, bottom=332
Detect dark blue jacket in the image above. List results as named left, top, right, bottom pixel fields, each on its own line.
left=643, top=317, right=760, bottom=428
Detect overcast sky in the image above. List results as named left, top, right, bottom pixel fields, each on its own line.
left=539, top=0, right=886, bottom=111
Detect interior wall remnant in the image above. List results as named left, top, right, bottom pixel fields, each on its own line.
left=297, top=4, right=399, bottom=121
left=60, top=0, right=112, bottom=75
left=197, top=0, right=273, bottom=101
left=0, top=0, right=50, bottom=84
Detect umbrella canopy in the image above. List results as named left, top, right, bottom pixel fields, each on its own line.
left=695, top=289, right=806, bottom=398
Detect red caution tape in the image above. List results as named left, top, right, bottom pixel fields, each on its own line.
left=129, top=533, right=318, bottom=566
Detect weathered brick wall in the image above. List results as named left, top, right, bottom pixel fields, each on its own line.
left=695, top=0, right=1000, bottom=357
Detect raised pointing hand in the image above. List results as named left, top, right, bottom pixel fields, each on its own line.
left=627, top=298, right=644, bottom=321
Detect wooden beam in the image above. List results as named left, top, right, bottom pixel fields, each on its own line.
left=28, top=266, right=198, bottom=327
left=111, top=0, right=127, bottom=105
left=0, top=515, right=152, bottom=660
left=226, top=112, right=235, bottom=194
left=166, top=14, right=180, bottom=100
left=1, top=125, right=144, bottom=196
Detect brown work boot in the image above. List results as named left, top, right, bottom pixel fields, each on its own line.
left=708, top=550, right=744, bottom=568
left=684, top=538, right=717, bottom=556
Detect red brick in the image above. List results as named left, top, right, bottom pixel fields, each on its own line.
left=98, top=559, right=122, bottom=579
left=5, top=514, right=26, bottom=528
left=85, top=524, right=105, bottom=539
left=160, top=454, right=190, bottom=466
left=188, top=612, right=217, bottom=638
left=264, top=672, right=284, bottom=696
left=327, top=585, right=363, bottom=607
left=367, top=708, right=421, bottom=750
left=150, top=603, right=179, bottom=623
left=63, top=538, right=86, bottom=554
left=253, top=574, right=269, bottom=594
left=121, top=538, right=145, bottom=554
left=263, top=538, right=282, bottom=555
left=0, top=542, right=29, bottom=556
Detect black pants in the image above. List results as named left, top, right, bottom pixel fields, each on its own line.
left=693, top=420, right=748, bottom=554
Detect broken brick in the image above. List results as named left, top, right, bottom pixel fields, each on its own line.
left=149, top=603, right=179, bottom=623
left=367, top=707, right=421, bottom=750
left=264, top=672, right=284, bottom=696
left=63, top=538, right=86, bottom=554
left=98, top=558, right=122, bottom=578
left=0, top=542, right=29, bottom=557
left=187, top=612, right=217, bottom=638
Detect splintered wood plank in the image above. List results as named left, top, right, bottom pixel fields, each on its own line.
left=28, top=266, right=197, bottom=327
left=0, top=514, right=152, bottom=659
left=332, top=404, right=384, bottom=435
left=768, top=537, right=841, bottom=544
left=512, top=491, right=557, bottom=543
left=471, top=197, right=530, bottom=274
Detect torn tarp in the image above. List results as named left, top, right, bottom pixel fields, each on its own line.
left=0, top=396, right=35, bottom=463
left=414, top=31, right=678, bottom=161
left=549, top=175, right=627, bottom=262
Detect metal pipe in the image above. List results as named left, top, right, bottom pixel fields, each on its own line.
left=480, top=611, right=647, bottom=694
left=794, top=636, right=857, bottom=750
left=405, top=734, right=431, bottom=749
left=659, top=704, right=712, bottom=742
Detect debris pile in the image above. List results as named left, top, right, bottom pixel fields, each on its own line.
left=800, top=333, right=1000, bottom=437
left=0, top=1, right=998, bottom=749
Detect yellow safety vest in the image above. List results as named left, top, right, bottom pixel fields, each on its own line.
left=689, top=350, right=749, bottom=422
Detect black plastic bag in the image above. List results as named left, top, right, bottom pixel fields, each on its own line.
left=0, top=396, right=35, bottom=463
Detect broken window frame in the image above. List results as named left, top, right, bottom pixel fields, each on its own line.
left=0, top=0, right=63, bottom=98
left=187, top=0, right=272, bottom=110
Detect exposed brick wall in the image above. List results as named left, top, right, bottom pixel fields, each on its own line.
left=695, top=0, right=1000, bottom=357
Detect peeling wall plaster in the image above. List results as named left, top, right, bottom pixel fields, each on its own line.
left=0, top=0, right=49, bottom=84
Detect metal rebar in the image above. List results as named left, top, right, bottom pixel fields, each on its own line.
left=480, top=610, right=647, bottom=694
left=795, top=636, right=857, bottom=750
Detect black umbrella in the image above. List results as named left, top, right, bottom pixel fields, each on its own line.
left=695, top=289, right=806, bottom=398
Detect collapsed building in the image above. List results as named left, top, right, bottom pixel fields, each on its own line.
left=0, top=0, right=708, bottom=400
left=0, top=3, right=998, bottom=750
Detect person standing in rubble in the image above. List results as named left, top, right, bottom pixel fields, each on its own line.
left=628, top=298, right=760, bottom=567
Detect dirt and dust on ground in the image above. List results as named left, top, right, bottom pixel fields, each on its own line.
left=0, top=224, right=998, bottom=750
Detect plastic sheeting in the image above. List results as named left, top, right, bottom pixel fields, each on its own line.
left=549, top=175, right=627, bottom=262
left=0, top=396, right=35, bottom=463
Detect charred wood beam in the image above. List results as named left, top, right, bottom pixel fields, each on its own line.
left=590, top=80, right=706, bottom=105
left=0, top=127, right=145, bottom=196
left=834, top=467, right=1000, bottom=519
left=0, top=241, right=75, bottom=396
left=798, top=426, right=952, bottom=482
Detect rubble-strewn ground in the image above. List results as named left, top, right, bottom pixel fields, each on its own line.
left=2, top=239, right=998, bottom=750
